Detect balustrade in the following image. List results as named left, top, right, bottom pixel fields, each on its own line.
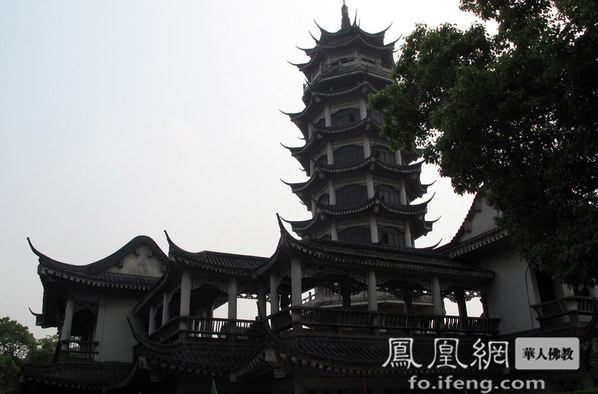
left=148, top=316, right=264, bottom=344
left=531, top=296, right=597, bottom=324
left=58, top=339, right=98, bottom=360
left=268, top=307, right=499, bottom=335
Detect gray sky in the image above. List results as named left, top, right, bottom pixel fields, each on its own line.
left=0, top=1, right=484, bottom=338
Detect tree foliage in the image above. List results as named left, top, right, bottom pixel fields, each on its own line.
left=370, top=0, right=598, bottom=287
left=0, top=317, right=57, bottom=394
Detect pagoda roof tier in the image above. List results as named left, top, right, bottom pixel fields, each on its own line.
left=284, top=159, right=429, bottom=207
left=30, top=235, right=167, bottom=291
left=265, top=217, right=492, bottom=281
left=284, top=197, right=432, bottom=239
left=310, top=22, right=391, bottom=49
left=285, top=86, right=386, bottom=138
left=301, top=79, right=382, bottom=105
left=315, top=196, right=429, bottom=217
left=286, top=212, right=433, bottom=242
left=294, top=31, right=397, bottom=78
left=285, top=117, right=383, bottom=162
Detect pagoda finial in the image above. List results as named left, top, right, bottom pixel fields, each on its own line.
left=341, top=1, right=351, bottom=30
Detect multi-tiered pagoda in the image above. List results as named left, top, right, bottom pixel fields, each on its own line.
left=284, top=2, right=433, bottom=248
left=19, top=4, right=598, bottom=394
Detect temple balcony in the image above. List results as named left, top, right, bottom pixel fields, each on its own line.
left=269, top=307, right=499, bottom=336
left=55, top=338, right=99, bottom=362
left=145, top=308, right=499, bottom=345
left=148, top=316, right=265, bottom=344
left=531, top=296, right=598, bottom=328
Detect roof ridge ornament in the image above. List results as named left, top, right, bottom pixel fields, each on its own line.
left=341, top=1, right=351, bottom=30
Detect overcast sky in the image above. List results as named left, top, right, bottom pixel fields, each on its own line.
left=0, top=1, right=487, bottom=338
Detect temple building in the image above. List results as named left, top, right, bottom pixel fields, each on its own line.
left=19, top=4, right=598, bottom=394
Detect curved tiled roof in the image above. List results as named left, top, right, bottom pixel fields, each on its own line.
left=19, top=361, right=134, bottom=391
left=260, top=217, right=494, bottom=281
left=30, top=236, right=167, bottom=290
left=296, top=35, right=396, bottom=74
left=166, top=232, right=269, bottom=276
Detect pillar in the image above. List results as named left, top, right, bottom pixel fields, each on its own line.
left=431, top=276, right=444, bottom=316
left=148, top=305, right=156, bottom=335
left=162, top=292, right=170, bottom=325
left=270, top=273, right=279, bottom=314
left=180, top=271, right=192, bottom=317
left=330, top=219, right=338, bottom=241
left=454, top=289, right=468, bottom=317
left=60, top=298, right=75, bottom=343
left=341, top=280, right=352, bottom=310
left=369, top=214, right=379, bottom=243
left=404, top=221, right=412, bottom=248
left=363, top=134, right=371, bottom=157
left=366, top=172, right=375, bottom=198
left=328, top=180, right=336, bottom=204
left=367, top=269, right=378, bottom=312
left=228, top=277, right=238, bottom=321
left=291, top=258, right=302, bottom=330
left=402, top=285, right=414, bottom=314
left=324, top=103, right=331, bottom=127
left=327, top=140, right=334, bottom=164
left=395, top=150, right=403, bottom=165
left=179, top=271, right=192, bottom=334
left=257, top=282, right=267, bottom=319
left=359, top=96, right=368, bottom=120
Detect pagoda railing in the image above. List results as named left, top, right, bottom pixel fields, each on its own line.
left=268, top=307, right=499, bottom=335
left=531, top=296, right=597, bottom=325
left=307, top=62, right=393, bottom=93
left=148, top=316, right=264, bottom=344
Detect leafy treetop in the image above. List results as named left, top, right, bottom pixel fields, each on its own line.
left=370, top=0, right=598, bottom=287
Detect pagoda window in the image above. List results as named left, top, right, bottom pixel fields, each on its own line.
left=316, top=154, right=327, bottom=165
left=333, top=144, right=364, bottom=164
left=314, top=118, right=326, bottom=128
left=373, top=146, right=396, bottom=164
left=318, top=193, right=329, bottom=205
left=361, top=56, right=376, bottom=66
left=379, top=227, right=405, bottom=247
left=338, top=226, right=371, bottom=244
left=378, top=185, right=401, bottom=204
left=331, top=108, right=360, bottom=127
left=336, top=185, right=367, bottom=205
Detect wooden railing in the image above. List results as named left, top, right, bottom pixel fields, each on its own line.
left=268, top=307, right=499, bottom=335
left=149, top=316, right=264, bottom=344
left=531, top=296, right=597, bottom=322
left=58, top=339, right=98, bottom=360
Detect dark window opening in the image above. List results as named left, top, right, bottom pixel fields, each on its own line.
left=378, top=185, right=401, bottom=204
left=333, top=145, right=364, bottom=164
left=331, top=108, right=360, bottom=127
left=336, top=185, right=367, bottom=205
left=379, top=227, right=405, bottom=247
left=338, top=227, right=371, bottom=244
left=373, top=146, right=396, bottom=164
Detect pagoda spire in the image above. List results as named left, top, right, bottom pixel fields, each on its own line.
left=341, top=1, right=351, bottom=30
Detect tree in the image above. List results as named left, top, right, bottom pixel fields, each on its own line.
left=0, top=317, right=57, bottom=394
left=25, top=335, right=58, bottom=365
left=370, top=0, right=598, bottom=287
left=0, top=317, right=36, bottom=394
